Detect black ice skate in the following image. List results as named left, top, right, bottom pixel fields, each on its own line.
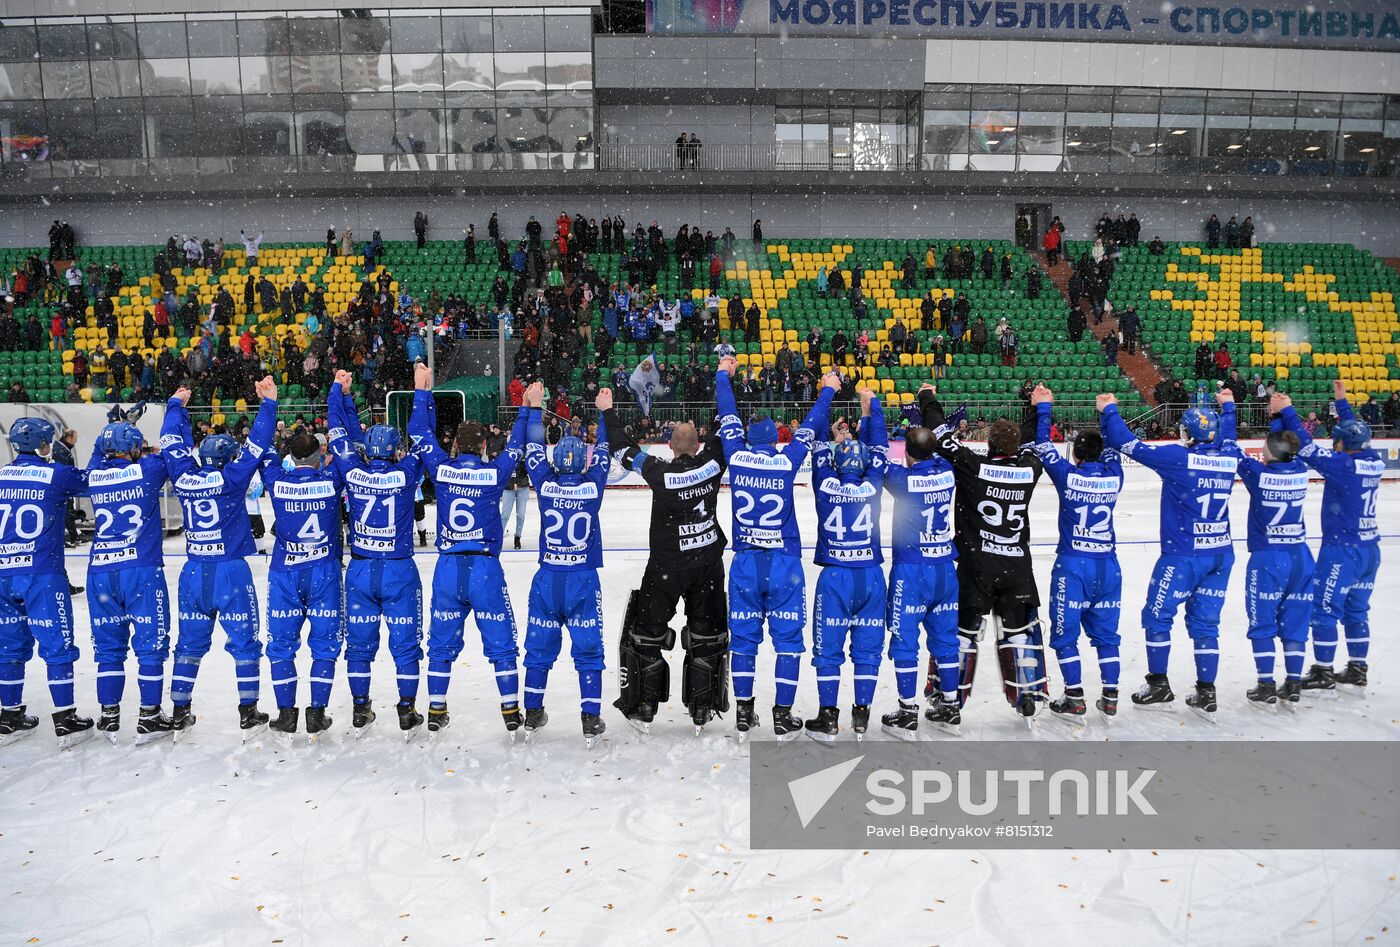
left=428, top=705, right=450, bottom=733
left=1336, top=661, right=1368, bottom=693
left=270, top=707, right=299, bottom=736
left=239, top=703, right=270, bottom=742
left=1278, top=680, right=1302, bottom=711
left=352, top=700, right=376, bottom=735
left=850, top=705, right=870, bottom=741
left=1246, top=681, right=1278, bottom=709
left=501, top=703, right=522, bottom=739
left=53, top=708, right=94, bottom=750
left=1300, top=664, right=1337, bottom=695
left=772, top=705, right=804, bottom=742
left=582, top=712, right=606, bottom=749
left=524, top=706, right=549, bottom=739
left=0, top=705, right=39, bottom=745
left=922, top=695, right=962, bottom=735
left=623, top=701, right=657, bottom=735
left=98, top=704, right=121, bottom=743
left=136, top=706, right=174, bottom=744
left=304, top=706, right=332, bottom=736
left=171, top=704, right=197, bottom=741
left=1096, top=689, right=1119, bottom=722
left=417, top=529, right=428, bottom=547
left=1048, top=690, right=1087, bottom=725
left=397, top=700, right=424, bottom=740
left=804, top=706, right=839, bottom=743
left=1130, top=673, right=1175, bottom=710
left=514, top=536, right=522, bottom=550
left=1185, top=682, right=1218, bottom=723
left=735, top=698, right=759, bottom=739
left=691, top=706, right=720, bottom=736
left=881, top=701, right=919, bottom=741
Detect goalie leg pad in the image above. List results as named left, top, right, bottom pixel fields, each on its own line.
left=995, top=614, right=1049, bottom=713
left=614, top=591, right=676, bottom=719
left=956, top=626, right=982, bottom=708
left=680, top=625, right=730, bottom=720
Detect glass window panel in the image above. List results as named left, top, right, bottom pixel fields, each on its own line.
left=1205, top=127, right=1249, bottom=155
left=1110, top=124, right=1159, bottom=158
left=444, top=53, right=494, bottom=91
left=495, top=53, right=544, bottom=91
left=345, top=108, right=395, bottom=153
left=0, top=64, right=42, bottom=99
left=498, top=104, right=546, bottom=150
left=1298, top=96, right=1341, bottom=118
left=288, top=15, right=341, bottom=53
left=545, top=51, right=590, bottom=91
left=1342, top=96, right=1383, bottom=120
left=1159, top=126, right=1201, bottom=156
left=41, top=60, right=90, bottom=99
left=89, top=59, right=142, bottom=97
left=241, top=56, right=291, bottom=94
left=1160, top=91, right=1205, bottom=114
left=1, top=101, right=49, bottom=163
left=494, top=14, right=544, bottom=52
left=971, top=109, right=1017, bottom=151
left=443, top=14, right=492, bottom=52
left=1252, top=93, right=1296, bottom=117
left=1065, top=125, right=1111, bottom=153
left=391, top=16, right=442, bottom=54
left=391, top=54, right=443, bottom=92
left=194, top=102, right=240, bottom=156
left=1295, top=115, right=1339, bottom=132
left=0, top=24, right=39, bottom=62
left=1017, top=125, right=1062, bottom=154
left=292, top=55, right=341, bottom=94
left=545, top=14, right=592, bottom=51
left=924, top=90, right=969, bottom=110
left=297, top=110, right=350, bottom=155
left=1018, top=91, right=1065, bottom=111
left=90, top=111, right=144, bottom=159
left=38, top=24, right=88, bottom=60
left=395, top=106, right=443, bottom=153
left=238, top=16, right=289, bottom=56
left=87, top=22, right=139, bottom=59
left=244, top=111, right=294, bottom=155
left=1250, top=114, right=1294, bottom=130
left=341, top=14, right=390, bottom=54
left=187, top=19, right=238, bottom=57
left=341, top=54, right=390, bottom=92
left=449, top=104, right=497, bottom=154
left=44, top=102, right=93, bottom=159
left=137, top=19, right=187, bottom=58
left=188, top=58, right=241, bottom=96
left=139, top=58, right=191, bottom=95
left=149, top=110, right=195, bottom=156
left=549, top=104, right=592, bottom=151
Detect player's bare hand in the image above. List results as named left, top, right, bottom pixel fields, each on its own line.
left=857, top=385, right=875, bottom=412
left=1333, top=378, right=1347, bottom=400
left=414, top=362, right=433, bottom=391
left=1031, top=384, right=1052, bottom=405
left=822, top=371, right=842, bottom=392
left=525, top=380, right=544, bottom=408
left=1216, top=387, right=1234, bottom=405
left=919, top=382, right=937, bottom=397
left=1095, top=393, right=1117, bottom=412
left=595, top=387, right=613, bottom=411
left=717, top=356, right=737, bottom=376
left=172, top=387, right=192, bottom=406
left=1269, top=392, right=1292, bottom=415
left=335, top=369, right=353, bottom=390
left=254, top=376, right=278, bottom=401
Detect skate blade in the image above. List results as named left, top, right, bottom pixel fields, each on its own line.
left=929, top=721, right=962, bottom=737
left=172, top=726, right=195, bottom=744
left=804, top=730, right=838, bottom=744
left=1187, top=705, right=1218, bottom=725
left=101, top=729, right=120, bottom=745
left=1303, top=688, right=1339, bottom=701
left=1246, top=698, right=1279, bottom=713
left=880, top=723, right=918, bottom=741
left=625, top=717, right=651, bottom=735
left=774, top=729, right=803, bottom=743
left=1095, top=709, right=1117, bottom=726
left=505, top=728, right=521, bottom=743
left=402, top=724, right=424, bottom=743
left=852, top=730, right=867, bottom=742
left=584, top=733, right=605, bottom=750
left=241, top=722, right=268, bottom=744
left=1130, top=700, right=1177, bottom=713
left=1278, top=700, right=1300, bottom=714
left=523, top=728, right=541, bottom=742
left=1337, top=684, right=1367, bottom=698
left=0, top=728, right=38, bottom=748
left=135, top=728, right=174, bottom=746
left=1047, top=711, right=1088, bottom=729
left=59, top=728, right=95, bottom=751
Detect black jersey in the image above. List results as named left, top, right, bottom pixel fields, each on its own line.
left=920, top=391, right=1043, bottom=562
left=603, top=409, right=727, bottom=568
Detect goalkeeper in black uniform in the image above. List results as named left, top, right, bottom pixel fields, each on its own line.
left=919, top=385, right=1048, bottom=723
left=601, top=409, right=730, bottom=733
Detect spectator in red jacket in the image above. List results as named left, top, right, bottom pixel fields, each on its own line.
left=508, top=376, right=525, bottom=406
left=1214, top=342, right=1232, bottom=379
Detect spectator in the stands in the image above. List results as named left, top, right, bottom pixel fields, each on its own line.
left=1360, top=397, right=1380, bottom=428
left=1385, top=392, right=1400, bottom=431
left=1119, top=305, right=1141, bottom=355
left=1205, top=214, right=1221, bottom=248
left=889, top=316, right=908, bottom=352
left=8, top=381, right=30, bottom=403
left=980, top=247, right=995, bottom=280
left=970, top=315, right=988, bottom=355
left=1026, top=266, right=1042, bottom=300
left=1148, top=235, right=1166, bottom=256
left=1213, top=342, right=1232, bottom=379
left=1066, top=305, right=1086, bottom=344
left=1240, top=216, right=1255, bottom=248
left=1194, top=340, right=1214, bottom=379
left=924, top=244, right=937, bottom=279
left=752, top=220, right=763, bottom=243
left=1042, top=220, right=1062, bottom=267
left=1102, top=331, right=1119, bottom=367
left=1000, top=253, right=1013, bottom=291
left=999, top=323, right=1018, bottom=368
left=1223, top=215, right=1240, bottom=248
left=1126, top=213, right=1141, bottom=244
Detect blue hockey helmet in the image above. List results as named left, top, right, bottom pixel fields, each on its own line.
left=8, top=417, right=55, bottom=454
left=832, top=439, right=868, bottom=477
left=198, top=433, right=238, bottom=468
left=364, top=424, right=401, bottom=460
left=1180, top=407, right=1219, bottom=444
left=1333, top=417, right=1372, bottom=451
left=97, top=421, right=145, bottom=457
left=553, top=435, right=587, bottom=475
left=747, top=417, right=778, bottom=446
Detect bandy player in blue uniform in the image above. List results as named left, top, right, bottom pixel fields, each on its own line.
left=1100, top=387, right=1242, bottom=719
left=86, top=419, right=175, bottom=742
left=1277, top=380, right=1384, bottom=694
left=161, top=377, right=279, bottom=735
left=876, top=389, right=957, bottom=739
left=259, top=428, right=345, bottom=737
left=1032, top=385, right=1125, bottom=722
left=520, top=381, right=613, bottom=745
left=806, top=385, right=889, bottom=742
left=714, top=356, right=838, bottom=739
left=0, top=418, right=94, bottom=745
left=408, top=363, right=526, bottom=736
left=1236, top=419, right=1313, bottom=709
left=328, top=370, right=427, bottom=736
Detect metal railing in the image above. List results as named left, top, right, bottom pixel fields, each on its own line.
left=598, top=141, right=918, bottom=173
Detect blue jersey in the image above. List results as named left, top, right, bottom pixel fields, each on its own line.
left=524, top=408, right=610, bottom=570
left=85, top=454, right=168, bottom=572
left=161, top=397, right=277, bottom=562
left=260, top=455, right=345, bottom=572
left=1237, top=450, right=1310, bottom=553
left=328, top=383, right=424, bottom=559
left=812, top=396, right=888, bottom=567
left=716, top=373, right=832, bottom=555
left=1034, top=403, right=1123, bottom=559
left=1102, top=402, right=1241, bottom=557
left=883, top=458, right=956, bottom=565
left=408, top=389, right=526, bottom=556
left=1281, top=400, right=1383, bottom=547
left=0, top=454, right=88, bottom=576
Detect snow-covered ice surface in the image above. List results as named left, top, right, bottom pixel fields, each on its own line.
left=3, top=480, right=1399, bottom=945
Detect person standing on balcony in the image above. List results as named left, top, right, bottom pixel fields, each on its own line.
left=753, top=220, right=763, bottom=244
left=414, top=211, right=428, bottom=250
left=675, top=132, right=687, bottom=170
left=688, top=133, right=702, bottom=169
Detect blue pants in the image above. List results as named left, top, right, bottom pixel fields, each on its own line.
left=1246, top=548, right=1315, bottom=644
left=1140, top=552, right=1233, bottom=683
left=427, top=554, right=519, bottom=708
left=88, top=568, right=172, bottom=665
left=175, top=559, right=261, bottom=662
left=0, top=572, right=79, bottom=712
left=524, top=569, right=603, bottom=714
left=345, top=557, right=423, bottom=664
left=812, top=564, right=887, bottom=708
left=886, top=561, right=959, bottom=702
left=1310, top=544, right=1381, bottom=666
left=1050, top=555, right=1122, bottom=651
left=729, top=549, right=807, bottom=657
left=267, top=563, right=345, bottom=663
left=499, top=487, right=528, bottom=540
